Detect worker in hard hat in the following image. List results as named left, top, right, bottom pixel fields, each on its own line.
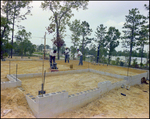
left=49, top=49, right=57, bottom=68
left=64, top=47, right=69, bottom=63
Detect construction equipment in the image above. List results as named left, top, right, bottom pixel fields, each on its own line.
left=50, top=62, right=59, bottom=72
left=38, top=70, right=46, bottom=96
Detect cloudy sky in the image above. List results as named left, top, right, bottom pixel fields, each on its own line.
left=13, top=1, right=149, bottom=52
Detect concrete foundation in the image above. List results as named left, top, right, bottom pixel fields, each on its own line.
left=1, top=68, right=149, bottom=117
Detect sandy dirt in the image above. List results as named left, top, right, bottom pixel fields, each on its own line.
left=20, top=72, right=123, bottom=97
left=57, top=83, right=149, bottom=118
left=1, top=84, right=149, bottom=118
left=1, top=88, right=35, bottom=118
left=1, top=60, right=147, bottom=80
left=1, top=58, right=149, bottom=118
left=1, top=78, right=9, bottom=82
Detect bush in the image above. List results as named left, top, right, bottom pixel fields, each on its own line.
left=115, top=57, right=120, bottom=65
left=111, top=60, right=116, bottom=65
left=140, top=62, right=144, bottom=67
left=132, top=58, right=138, bottom=68
left=83, top=55, right=86, bottom=61
left=3, top=52, right=8, bottom=58
left=102, top=57, right=108, bottom=64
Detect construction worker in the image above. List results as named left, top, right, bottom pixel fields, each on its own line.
left=49, top=49, right=57, bottom=68
left=77, top=49, right=83, bottom=65
left=141, top=77, right=149, bottom=84
left=64, top=47, right=69, bottom=63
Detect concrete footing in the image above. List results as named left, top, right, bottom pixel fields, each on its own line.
left=1, top=74, right=22, bottom=90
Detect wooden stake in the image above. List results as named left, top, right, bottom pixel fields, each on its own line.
left=42, top=32, right=46, bottom=90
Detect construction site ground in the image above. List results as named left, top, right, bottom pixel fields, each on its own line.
left=1, top=58, right=149, bottom=118
left=20, top=72, right=123, bottom=97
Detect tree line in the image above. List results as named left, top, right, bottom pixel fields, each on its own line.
left=1, top=1, right=149, bottom=67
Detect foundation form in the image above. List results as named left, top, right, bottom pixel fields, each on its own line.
left=1, top=68, right=149, bottom=118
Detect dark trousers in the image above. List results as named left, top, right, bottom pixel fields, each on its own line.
left=65, top=55, right=69, bottom=63
left=79, top=56, right=83, bottom=65
left=50, top=55, right=55, bottom=67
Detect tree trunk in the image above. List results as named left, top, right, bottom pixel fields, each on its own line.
left=11, top=4, right=16, bottom=58
left=56, top=15, right=60, bottom=60
left=1, top=1, right=9, bottom=60
left=141, top=45, right=144, bottom=68
left=108, top=53, right=111, bottom=65
left=129, top=29, right=134, bottom=67
left=97, top=44, right=100, bottom=63
left=82, top=34, right=84, bottom=59
left=146, top=50, right=148, bottom=69
left=57, top=46, right=60, bottom=60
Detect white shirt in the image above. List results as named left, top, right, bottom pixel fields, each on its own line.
left=65, top=49, right=69, bottom=55
left=50, top=50, right=57, bottom=57
left=77, top=51, right=82, bottom=56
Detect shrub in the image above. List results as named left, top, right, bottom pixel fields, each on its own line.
left=111, top=60, right=116, bottom=65
left=132, top=58, right=138, bottom=68
left=140, top=62, right=144, bottom=68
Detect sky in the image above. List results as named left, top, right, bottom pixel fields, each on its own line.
left=7, top=1, right=149, bottom=52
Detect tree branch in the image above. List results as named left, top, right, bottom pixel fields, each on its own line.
left=58, top=3, right=72, bottom=27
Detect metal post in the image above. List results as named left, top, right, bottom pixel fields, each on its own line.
left=42, top=70, right=46, bottom=97
left=16, top=64, right=18, bottom=81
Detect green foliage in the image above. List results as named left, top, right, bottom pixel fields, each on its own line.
left=105, top=26, right=121, bottom=64
left=80, top=21, right=93, bottom=57
left=140, top=62, right=144, bottom=67
left=3, top=52, right=8, bottom=58
left=68, top=19, right=81, bottom=48
left=111, top=60, right=116, bottom=65
left=122, top=8, right=147, bottom=66
left=69, top=20, right=93, bottom=60
left=14, top=29, right=35, bottom=56
left=1, top=15, right=13, bottom=59
left=95, top=24, right=107, bottom=62
left=60, top=43, right=66, bottom=55
left=132, top=58, right=138, bottom=68
left=115, top=57, right=120, bottom=65
left=1, top=1, right=33, bottom=58
left=1, top=1, right=33, bottom=22
left=41, top=1, right=88, bottom=59
left=70, top=45, right=78, bottom=59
